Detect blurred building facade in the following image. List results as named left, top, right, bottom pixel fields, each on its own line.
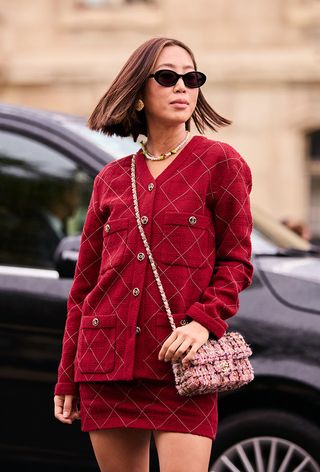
left=0, top=0, right=320, bottom=241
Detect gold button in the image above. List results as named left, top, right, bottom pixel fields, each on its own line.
left=141, top=216, right=148, bottom=224
left=148, top=183, right=154, bottom=191
left=137, top=252, right=145, bottom=261
left=189, top=216, right=197, bottom=225
left=92, top=317, right=99, bottom=326
left=136, top=326, right=141, bottom=334
left=132, top=287, right=140, bottom=296
left=180, top=319, right=189, bottom=326
left=105, top=223, right=111, bottom=232
left=219, top=360, right=230, bottom=375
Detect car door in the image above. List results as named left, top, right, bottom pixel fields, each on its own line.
left=0, top=128, right=98, bottom=469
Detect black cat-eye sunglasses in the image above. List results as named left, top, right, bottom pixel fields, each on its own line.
left=148, top=69, right=206, bottom=88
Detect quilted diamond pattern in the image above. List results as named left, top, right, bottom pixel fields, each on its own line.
left=54, top=136, right=254, bottom=397
left=77, top=314, right=116, bottom=374
left=79, top=378, right=218, bottom=439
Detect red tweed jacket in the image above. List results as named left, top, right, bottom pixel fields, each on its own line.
left=54, top=135, right=254, bottom=397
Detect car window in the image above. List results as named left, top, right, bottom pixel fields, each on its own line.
left=61, top=121, right=140, bottom=157
left=252, top=205, right=312, bottom=252
left=0, top=130, right=93, bottom=269
left=252, top=229, right=277, bottom=255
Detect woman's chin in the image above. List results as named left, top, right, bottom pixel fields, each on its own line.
left=160, top=113, right=192, bottom=127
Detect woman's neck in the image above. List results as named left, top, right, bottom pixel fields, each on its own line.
left=144, top=124, right=188, bottom=157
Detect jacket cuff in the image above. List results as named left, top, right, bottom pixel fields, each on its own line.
left=54, top=382, right=79, bottom=397
left=186, top=306, right=228, bottom=339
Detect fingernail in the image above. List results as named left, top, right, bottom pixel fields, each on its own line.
left=63, top=411, right=69, bottom=418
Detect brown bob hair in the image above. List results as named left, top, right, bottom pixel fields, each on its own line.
left=87, top=37, right=232, bottom=142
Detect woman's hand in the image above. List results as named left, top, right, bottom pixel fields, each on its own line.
left=54, top=394, right=81, bottom=424
left=158, top=320, right=209, bottom=365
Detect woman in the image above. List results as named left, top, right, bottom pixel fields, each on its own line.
left=54, top=37, right=254, bottom=472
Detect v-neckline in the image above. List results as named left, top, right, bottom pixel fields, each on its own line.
left=137, top=135, right=198, bottom=186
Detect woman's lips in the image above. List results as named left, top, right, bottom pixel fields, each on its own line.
left=170, top=102, right=189, bottom=109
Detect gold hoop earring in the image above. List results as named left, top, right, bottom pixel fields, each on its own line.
left=135, top=99, right=144, bottom=111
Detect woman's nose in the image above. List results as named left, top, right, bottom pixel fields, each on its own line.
left=173, top=77, right=186, bottom=91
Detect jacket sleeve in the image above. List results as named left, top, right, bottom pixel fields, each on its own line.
left=185, top=144, right=254, bottom=339
left=54, top=170, right=107, bottom=396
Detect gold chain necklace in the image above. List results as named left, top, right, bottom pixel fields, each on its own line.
left=140, top=131, right=190, bottom=161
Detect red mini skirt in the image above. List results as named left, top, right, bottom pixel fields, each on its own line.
left=79, top=377, right=218, bottom=440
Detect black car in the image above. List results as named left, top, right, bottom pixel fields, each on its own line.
left=1, top=103, right=320, bottom=472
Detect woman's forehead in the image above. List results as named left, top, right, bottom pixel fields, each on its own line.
left=155, top=45, right=194, bottom=69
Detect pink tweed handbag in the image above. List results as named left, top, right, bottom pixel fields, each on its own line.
left=171, top=332, right=254, bottom=396
left=131, top=153, right=254, bottom=397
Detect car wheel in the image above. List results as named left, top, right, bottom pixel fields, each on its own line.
left=210, top=409, right=320, bottom=471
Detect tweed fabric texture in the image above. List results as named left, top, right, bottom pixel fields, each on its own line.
left=54, top=135, right=254, bottom=397
left=172, top=331, right=254, bottom=396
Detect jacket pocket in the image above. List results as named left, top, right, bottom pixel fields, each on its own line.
left=100, top=217, right=129, bottom=272
left=77, top=314, right=116, bottom=374
left=159, top=211, right=212, bottom=268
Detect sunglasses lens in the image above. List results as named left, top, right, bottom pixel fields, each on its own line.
left=152, top=70, right=207, bottom=88
left=184, top=72, right=206, bottom=88
left=156, top=70, right=177, bottom=86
